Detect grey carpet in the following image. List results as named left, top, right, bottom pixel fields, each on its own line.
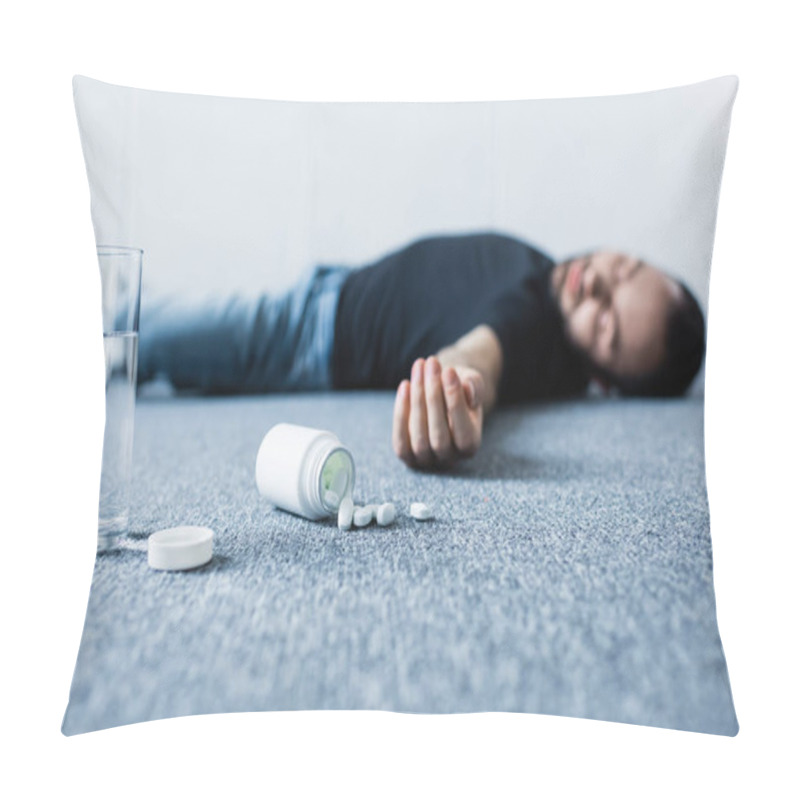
left=62, top=391, right=737, bottom=735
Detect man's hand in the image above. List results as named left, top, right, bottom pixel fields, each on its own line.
left=392, top=356, right=485, bottom=470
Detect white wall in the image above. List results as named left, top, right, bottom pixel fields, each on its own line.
left=75, top=75, right=734, bottom=319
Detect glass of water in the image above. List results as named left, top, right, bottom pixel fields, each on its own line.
left=97, top=245, right=142, bottom=551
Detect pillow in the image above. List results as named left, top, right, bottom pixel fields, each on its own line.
left=64, top=75, right=739, bottom=735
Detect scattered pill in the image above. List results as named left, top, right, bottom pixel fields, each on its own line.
left=376, top=502, right=397, bottom=526
left=409, top=502, right=433, bottom=521
left=353, top=505, right=374, bottom=527
left=338, top=496, right=354, bottom=530
left=148, top=526, right=214, bottom=571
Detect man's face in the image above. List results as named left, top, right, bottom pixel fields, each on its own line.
left=550, top=251, right=682, bottom=382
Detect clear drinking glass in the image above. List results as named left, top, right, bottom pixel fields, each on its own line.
left=97, top=245, right=142, bottom=551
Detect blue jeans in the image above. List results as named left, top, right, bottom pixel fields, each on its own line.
left=137, top=265, right=349, bottom=393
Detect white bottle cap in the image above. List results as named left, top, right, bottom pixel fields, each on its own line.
left=148, top=526, right=214, bottom=571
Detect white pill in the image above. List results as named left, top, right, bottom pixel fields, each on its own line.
left=376, top=502, right=396, bottom=526
left=148, top=526, right=214, bottom=571
left=338, top=496, right=354, bottom=530
left=353, top=505, right=374, bottom=527
left=324, top=490, right=341, bottom=509
left=409, top=502, right=433, bottom=521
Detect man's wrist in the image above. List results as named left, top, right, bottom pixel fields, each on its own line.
left=435, top=325, right=502, bottom=413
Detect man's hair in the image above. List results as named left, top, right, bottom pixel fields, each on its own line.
left=596, top=280, right=706, bottom=398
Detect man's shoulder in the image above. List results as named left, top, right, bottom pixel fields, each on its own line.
left=405, top=230, right=551, bottom=265
left=414, top=229, right=538, bottom=248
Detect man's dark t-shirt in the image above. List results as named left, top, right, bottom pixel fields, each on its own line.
left=331, top=232, right=590, bottom=403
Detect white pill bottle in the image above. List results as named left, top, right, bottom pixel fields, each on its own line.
left=255, top=423, right=355, bottom=520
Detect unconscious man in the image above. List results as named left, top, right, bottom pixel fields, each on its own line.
left=137, top=231, right=706, bottom=470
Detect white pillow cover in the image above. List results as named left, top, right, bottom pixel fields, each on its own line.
left=66, top=76, right=740, bottom=737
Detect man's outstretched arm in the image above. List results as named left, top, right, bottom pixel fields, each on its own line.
left=392, top=324, right=503, bottom=469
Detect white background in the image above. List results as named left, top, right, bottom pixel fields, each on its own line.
left=1, top=1, right=797, bottom=797
left=74, top=74, right=734, bottom=314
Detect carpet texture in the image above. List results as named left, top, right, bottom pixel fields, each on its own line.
left=62, top=392, right=738, bottom=735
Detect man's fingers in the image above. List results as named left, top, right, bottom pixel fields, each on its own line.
left=392, top=379, right=413, bottom=464
left=399, top=360, right=483, bottom=469
left=424, top=357, right=455, bottom=462
left=464, top=375, right=481, bottom=409
left=408, top=358, right=433, bottom=466
left=442, top=367, right=481, bottom=457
